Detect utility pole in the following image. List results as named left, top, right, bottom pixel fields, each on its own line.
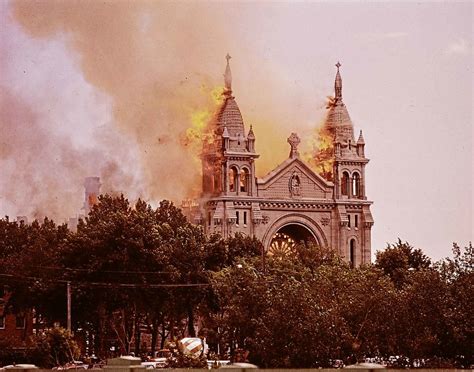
left=67, top=281, right=71, bottom=332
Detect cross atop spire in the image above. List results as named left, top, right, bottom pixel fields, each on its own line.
left=224, top=53, right=232, bottom=92
left=335, top=61, right=342, bottom=100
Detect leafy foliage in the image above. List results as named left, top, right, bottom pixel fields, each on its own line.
left=28, top=327, right=80, bottom=368
left=375, top=239, right=431, bottom=288
left=1, top=202, right=472, bottom=368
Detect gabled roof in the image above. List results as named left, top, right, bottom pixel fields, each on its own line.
left=257, top=156, right=334, bottom=190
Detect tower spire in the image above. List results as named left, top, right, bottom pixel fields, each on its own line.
left=224, top=53, right=232, bottom=92
left=335, top=61, right=342, bottom=100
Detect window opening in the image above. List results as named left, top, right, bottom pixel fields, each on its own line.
left=240, top=169, right=249, bottom=193
left=213, top=172, right=221, bottom=193
left=348, top=215, right=351, bottom=228
left=341, top=172, right=350, bottom=196
left=229, top=167, right=238, bottom=192
left=355, top=215, right=359, bottom=228
left=350, top=240, right=356, bottom=268
left=236, top=211, right=240, bottom=225
left=243, top=211, right=247, bottom=225
left=352, top=173, right=360, bottom=198
left=16, top=315, right=25, bottom=329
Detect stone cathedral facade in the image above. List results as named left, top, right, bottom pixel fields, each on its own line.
left=196, top=56, right=373, bottom=266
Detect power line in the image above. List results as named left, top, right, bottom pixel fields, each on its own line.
left=0, top=273, right=210, bottom=288
left=32, top=265, right=175, bottom=275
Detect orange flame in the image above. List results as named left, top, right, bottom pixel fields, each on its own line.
left=181, top=85, right=224, bottom=160
left=304, top=97, right=335, bottom=181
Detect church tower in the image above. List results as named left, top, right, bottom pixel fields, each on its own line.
left=197, top=58, right=373, bottom=266
left=201, top=55, right=259, bottom=235
left=327, top=63, right=373, bottom=265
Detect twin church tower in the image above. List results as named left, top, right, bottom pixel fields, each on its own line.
left=195, top=55, right=373, bottom=266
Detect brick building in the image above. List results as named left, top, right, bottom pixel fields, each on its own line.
left=0, top=286, right=33, bottom=349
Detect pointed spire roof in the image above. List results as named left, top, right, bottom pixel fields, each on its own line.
left=224, top=53, right=232, bottom=93
left=335, top=61, right=342, bottom=100
left=216, top=54, right=245, bottom=137
left=247, top=125, right=255, bottom=139
left=357, top=130, right=365, bottom=145
left=324, top=62, right=354, bottom=143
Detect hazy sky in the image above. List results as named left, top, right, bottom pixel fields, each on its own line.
left=1, top=1, right=472, bottom=261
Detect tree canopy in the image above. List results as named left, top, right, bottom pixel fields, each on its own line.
left=0, top=197, right=472, bottom=368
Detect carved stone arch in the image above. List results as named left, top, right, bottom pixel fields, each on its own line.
left=340, top=167, right=352, bottom=174
left=347, top=234, right=360, bottom=244
left=229, top=164, right=241, bottom=172
left=262, top=213, right=328, bottom=252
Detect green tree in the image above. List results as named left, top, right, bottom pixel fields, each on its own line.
left=29, top=327, right=80, bottom=368
left=210, top=246, right=352, bottom=367
left=0, top=217, right=70, bottom=330
left=61, top=195, right=167, bottom=356
left=435, top=243, right=474, bottom=366
left=375, top=239, right=431, bottom=288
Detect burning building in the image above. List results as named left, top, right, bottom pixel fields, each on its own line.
left=195, top=56, right=373, bottom=266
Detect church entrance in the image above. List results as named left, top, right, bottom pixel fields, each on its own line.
left=268, top=223, right=317, bottom=257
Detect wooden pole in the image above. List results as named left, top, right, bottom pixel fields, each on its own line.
left=67, top=281, right=71, bottom=332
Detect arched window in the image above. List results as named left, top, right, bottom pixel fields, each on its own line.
left=352, top=172, right=361, bottom=198
left=212, top=169, right=221, bottom=193
left=229, top=167, right=238, bottom=192
left=341, top=172, right=350, bottom=196
left=349, top=239, right=356, bottom=268
left=240, top=168, right=250, bottom=193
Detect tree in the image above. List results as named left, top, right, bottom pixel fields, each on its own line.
left=375, top=239, right=431, bottom=288
left=0, top=217, right=70, bottom=331
left=435, top=243, right=474, bottom=366
left=60, top=195, right=168, bottom=356
left=29, top=327, right=80, bottom=368
left=210, top=246, right=352, bottom=367
left=60, top=196, right=215, bottom=356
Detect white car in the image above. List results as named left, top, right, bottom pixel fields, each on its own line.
left=140, top=360, right=167, bottom=369
left=2, top=365, right=38, bottom=370
left=207, top=360, right=231, bottom=369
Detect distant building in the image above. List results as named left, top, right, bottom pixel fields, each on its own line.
left=0, top=285, right=34, bottom=350
left=195, top=56, right=373, bottom=266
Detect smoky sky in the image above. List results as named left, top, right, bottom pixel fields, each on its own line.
left=1, top=0, right=471, bottom=260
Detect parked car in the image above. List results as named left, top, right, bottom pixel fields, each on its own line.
left=206, top=360, right=231, bottom=369
left=221, top=363, right=258, bottom=369
left=2, top=365, right=38, bottom=370
left=141, top=362, right=161, bottom=370
left=53, top=361, right=89, bottom=370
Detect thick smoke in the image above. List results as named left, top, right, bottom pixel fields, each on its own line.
left=1, top=0, right=327, bottom=221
